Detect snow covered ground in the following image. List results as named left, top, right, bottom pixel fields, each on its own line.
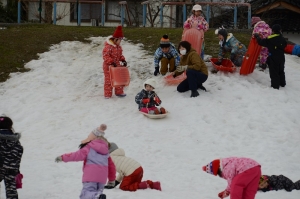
left=1, top=35, right=300, bottom=199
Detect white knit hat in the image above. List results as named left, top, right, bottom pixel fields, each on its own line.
left=144, top=79, right=157, bottom=89
left=192, top=4, right=202, bottom=11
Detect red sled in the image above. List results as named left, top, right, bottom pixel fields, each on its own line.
left=210, top=58, right=236, bottom=73
left=240, top=37, right=262, bottom=75
left=182, top=28, right=204, bottom=55
left=164, top=71, right=187, bottom=85
left=109, top=66, right=130, bottom=87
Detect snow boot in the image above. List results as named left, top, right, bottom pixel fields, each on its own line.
left=160, top=107, right=166, bottom=114
left=116, top=93, right=126, bottom=97
left=191, top=90, right=199, bottom=98
left=154, top=108, right=160, bottom=115
left=98, top=194, right=106, bottom=199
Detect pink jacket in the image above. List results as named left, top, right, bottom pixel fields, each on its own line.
left=221, top=157, right=260, bottom=192
left=183, top=15, right=209, bottom=32
left=252, top=21, right=272, bottom=39
left=62, top=139, right=116, bottom=183
left=102, top=36, right=126, bottom=68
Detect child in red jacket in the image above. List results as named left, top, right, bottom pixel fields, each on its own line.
left=102, top=26, right=127, bottom=99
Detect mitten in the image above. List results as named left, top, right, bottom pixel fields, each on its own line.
left=176, top=65, right=188, bottom=72
left=142, top=98, right=150, bottom=104
left=121, top=60, right=127, bottom=66
left=111, top=62, right=117, bottom=67
left=154, top=96, right=161, bottom=104
left=215, top=61, right=222, bottom=66
left=154, top=66, right=160, bottom=76
left=253, top=33, right=260, bottom=39
left=104, top=180, right=120, bottom=189
left=218, top=190, right=230, bottom=199
left=55, top=156, right=63, bottom=163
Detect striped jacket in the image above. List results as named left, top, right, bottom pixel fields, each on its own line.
left=0, top=130, right=23, bottom=174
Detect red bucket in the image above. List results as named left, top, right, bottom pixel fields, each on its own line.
left=164, top=71, right=187, bottom=85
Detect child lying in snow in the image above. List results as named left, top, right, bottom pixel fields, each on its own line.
left=258, top=174, right=300, bottom=192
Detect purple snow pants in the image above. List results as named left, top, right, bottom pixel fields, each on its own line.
left=80, top=182, right=105, bottom=199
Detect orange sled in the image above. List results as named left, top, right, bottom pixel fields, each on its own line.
left=240, top=37, right=262, bottom=75
left=182, top=28, right=204, bottom=55
left=210, top=58, right=236, bottom=72
left=164, top=71, right=187, bottom=85
left=109, top=66, right=130, bottom=87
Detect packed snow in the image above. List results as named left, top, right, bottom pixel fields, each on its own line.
left=1, top=35, right=300, bottom=199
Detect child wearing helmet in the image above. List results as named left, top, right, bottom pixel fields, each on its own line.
left=183, top=4, right=209, bottom=59
left=135, top=79, right=166, bottom=114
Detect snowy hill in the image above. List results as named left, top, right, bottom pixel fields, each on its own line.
left=1, top=36, right=300, bottom=199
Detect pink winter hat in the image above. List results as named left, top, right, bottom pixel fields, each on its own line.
left=81, top=124, right=107, bottom=144
left=251, top=17, right=261, bottom=26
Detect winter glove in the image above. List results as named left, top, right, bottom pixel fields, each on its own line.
left=55, top=156, right=63, bottom=163
left=176, top=65, right=188, bottom=73
left=142, top=98, right=150, bottom=104
left=121, top=60, right=127, bottom=66
left=253, top=33, right=260, bottom=39
left=214, top=61, right=222, bottom=66
left=154, top=66, right=160, bottom=76
left=111, top=62, right=117, bottom=67
left=104, top=180, right=120, bottom=189
left=218, top=190, right=230, bottom=199
left=154, top=96, right=161, bottom=105
left=230, top=54, right=235, bottom=61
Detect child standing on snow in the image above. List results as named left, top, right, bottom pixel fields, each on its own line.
left=251, top=16, right=272, bottom=70
left=254, top=24, right=287, bottom=89
left=135, top=78, right=166, bottom=115
left=55, top=136, right=116, bottom=199
left=258, top=174, right=300, bottom=192
left=202, top=157, right=261, bottom=199
left=0, top=116, right=23, bottom=199
left=102, top=25, right=127, bottom=99
left=104, top=142, right=161, bottom=191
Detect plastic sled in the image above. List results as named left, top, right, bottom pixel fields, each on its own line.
left=182, top=28, right=204, bottom=55
left=240, top=37, right=262, bottom=75
left=164, top=71, right=186, bottom=85
left=109, top=66, right=130, bottom=87
left=140, top=111, right=168, bottom=119
left=210, top=58, right=236, bottom=72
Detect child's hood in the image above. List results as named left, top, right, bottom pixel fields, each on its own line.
left=110, top=148, right=125, bottom=157
left=105, top=36, right=116, bottom=47
left=87, top=139, right=109, bottom=154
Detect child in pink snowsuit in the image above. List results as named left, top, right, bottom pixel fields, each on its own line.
left=183, top=4, right=209, bottom=59
left=251, top=17, right=272, bottom=69
left=202, top=157, right=261, bottom=199
left=102, top=25, right=127, bottom=98
left=55, top=137, right=116, bottom=199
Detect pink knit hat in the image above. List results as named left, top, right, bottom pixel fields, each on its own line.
left=81, top=124, right=107, bottom=144
left=251, top=17, right=261, bottom=26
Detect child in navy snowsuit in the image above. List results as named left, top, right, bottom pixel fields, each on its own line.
left=254, top=24, right=287, bottom=89
left=135, top=79, right=166, bottom=115
left=0, top=116, right=23, bottom=199
left=259, top=174, right=300, bottom=192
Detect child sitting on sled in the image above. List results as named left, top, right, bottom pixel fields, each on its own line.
left=258, top=174, right=300, bottom=192
left=135, top=78, right=166, bottom=114
left=104, top=142, right=161, bottom=191
left=202, top=157, right=261, bottom=199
